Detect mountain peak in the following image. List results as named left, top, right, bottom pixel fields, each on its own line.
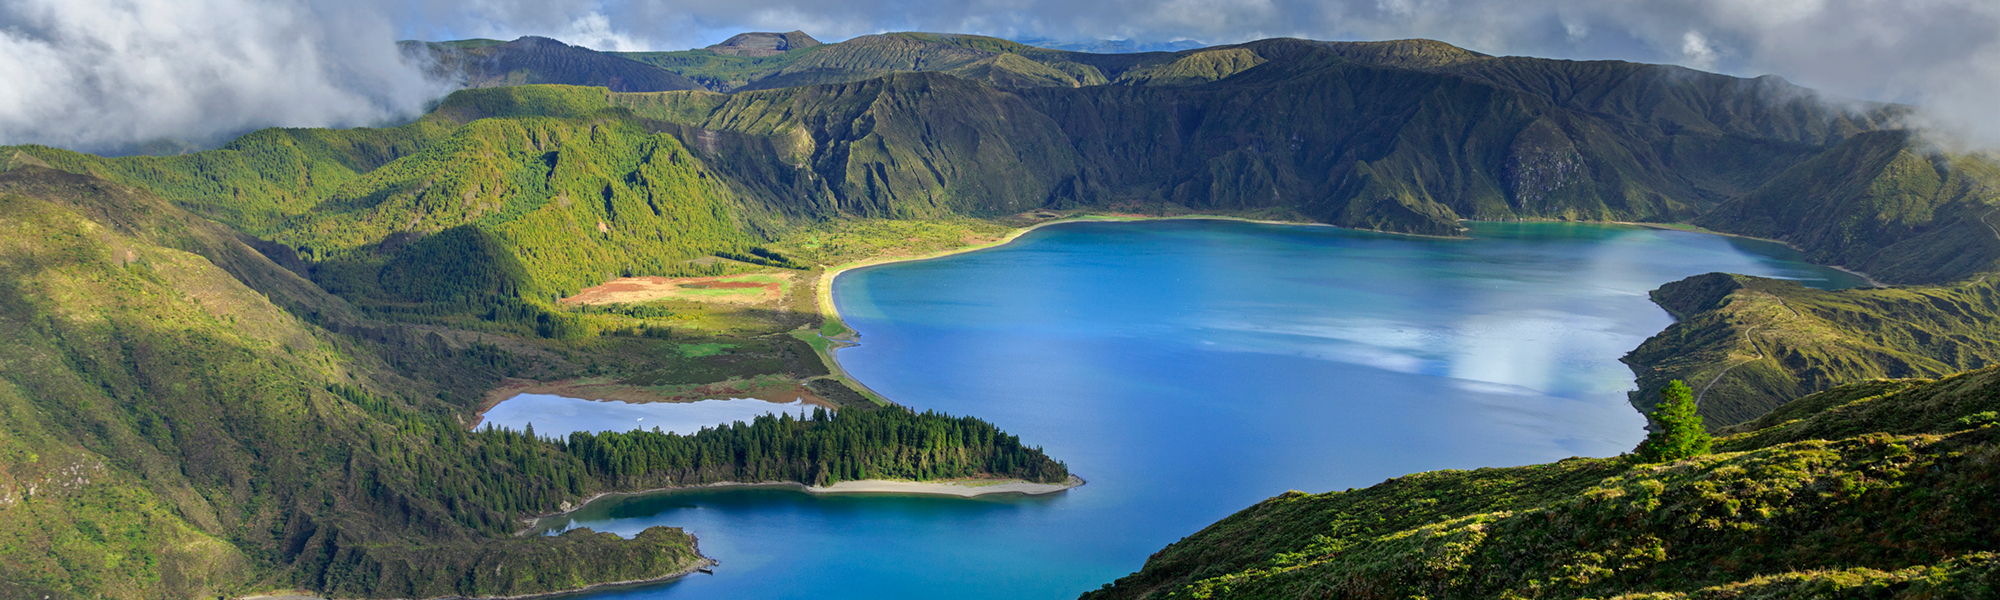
left=507, top=35, right=572, bottom=49
left=706, top=31, right=822, bottom=56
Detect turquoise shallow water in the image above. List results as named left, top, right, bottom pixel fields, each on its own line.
left=532, top=220, right=1860, bottom=599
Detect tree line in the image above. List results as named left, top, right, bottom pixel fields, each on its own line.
left=561, top=406, right=1070, bottom=487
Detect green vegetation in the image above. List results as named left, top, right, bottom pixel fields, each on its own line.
left=1635, top=381, right=1711, bottom=462
left=769, top=218, right=1014, bottom=266
left=563, top=406, right=1069, bottom=487
left=1623, top=273, right=2000, bottom=428
left=1085, top=367, right=2000, bottom=600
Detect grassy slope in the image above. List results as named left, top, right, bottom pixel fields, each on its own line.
left=1623, top=273, right=2000, bottom=429
left=1084, top=368, right=2000, bottom=600
left=19, top=86, right=757, bottom=308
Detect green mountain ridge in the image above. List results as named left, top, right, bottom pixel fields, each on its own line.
left=408, top=33, right=1943, bottom=259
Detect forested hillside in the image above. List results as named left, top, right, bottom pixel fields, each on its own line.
left=0, top=165, right=1063, bottom=599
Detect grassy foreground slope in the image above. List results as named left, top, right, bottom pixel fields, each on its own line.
left=1083, top=368, right=2000, bottom=600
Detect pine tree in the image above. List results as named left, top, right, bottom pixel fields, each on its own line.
left=1635, top=380, right=1712, bottom=462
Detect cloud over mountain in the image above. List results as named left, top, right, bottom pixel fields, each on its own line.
left=0, top=0, right=445, bottom=154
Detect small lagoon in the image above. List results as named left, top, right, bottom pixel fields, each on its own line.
left=481, top=395, right=817, bottom=437
left=535, top=220, right=1861, bottom=600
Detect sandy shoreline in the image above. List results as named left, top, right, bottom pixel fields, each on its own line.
left=525, top=475, right=1086, bottom=530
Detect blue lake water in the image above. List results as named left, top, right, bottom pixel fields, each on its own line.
left=533, top=220, right=1862, bottom=600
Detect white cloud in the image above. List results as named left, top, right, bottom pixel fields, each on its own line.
left=559, top=12, right=648, bottom=51
left=0, top=0, right=448, bottom=154
left=1679, top=30, right=1718, bottom=69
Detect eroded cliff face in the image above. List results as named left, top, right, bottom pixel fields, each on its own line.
left=606, top=38, right=1899, bottom=241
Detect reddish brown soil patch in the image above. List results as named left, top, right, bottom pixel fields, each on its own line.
left=681, top=281, right=768, bottom=289
left=562, top=274, right=791, bottom=305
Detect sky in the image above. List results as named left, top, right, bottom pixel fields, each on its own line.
left=3, top=0, right=1998, bottom=153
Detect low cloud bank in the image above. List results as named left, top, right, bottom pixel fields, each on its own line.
left=0, top=0, right=446, bottom=155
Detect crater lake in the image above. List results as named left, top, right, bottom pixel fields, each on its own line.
left=530, top=219, right=1863, bottom=599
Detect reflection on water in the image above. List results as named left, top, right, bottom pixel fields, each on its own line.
left=537, top=220, right=1862, bottom=600
left=481, top=394, right=817, bottom=437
